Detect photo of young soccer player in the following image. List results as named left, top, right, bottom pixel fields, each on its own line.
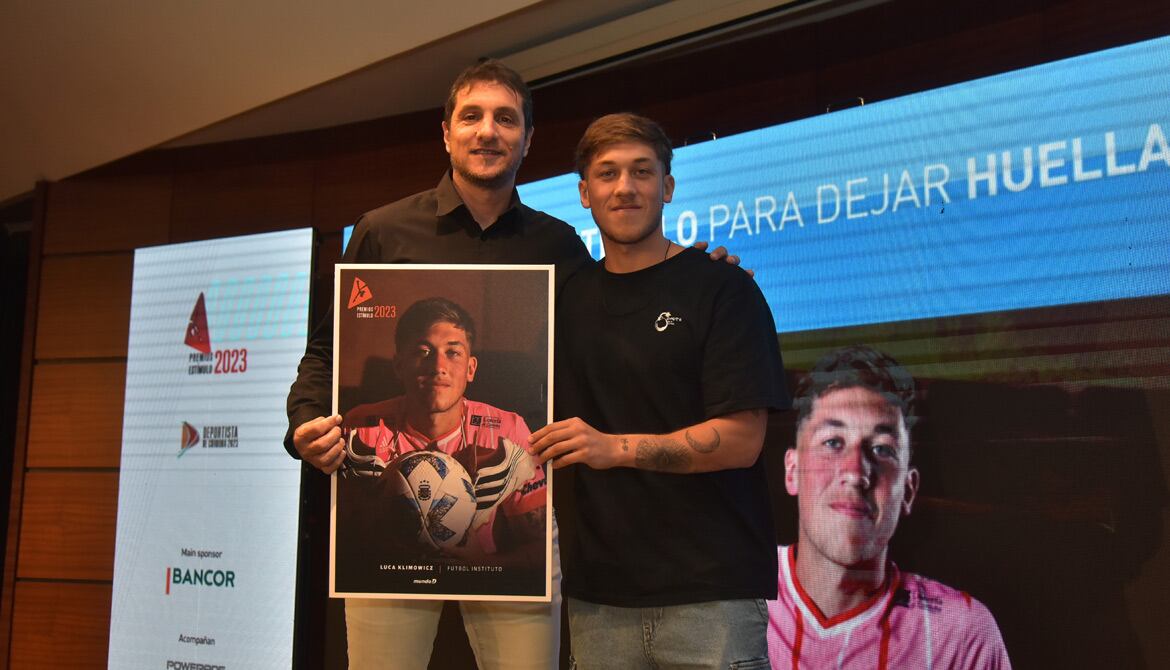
left=330, top=266, right=553, bottom=601
left=772, top=345, right=1011, bottom=669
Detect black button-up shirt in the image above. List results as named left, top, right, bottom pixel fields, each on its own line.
left=285, top=171, right=592, bottom=455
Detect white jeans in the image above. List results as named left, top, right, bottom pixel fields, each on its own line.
left=345, top=533, right=562, bottom=670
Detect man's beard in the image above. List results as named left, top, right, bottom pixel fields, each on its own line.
left=452, top=152, right=522, bottom=191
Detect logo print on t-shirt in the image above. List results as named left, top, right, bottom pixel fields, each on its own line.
left=654, top=311, right=683, bottom=332
left=348, top=277, right=373, bottom=309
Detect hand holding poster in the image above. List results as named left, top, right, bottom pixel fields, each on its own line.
left=330, top=265, right=554, bottom=601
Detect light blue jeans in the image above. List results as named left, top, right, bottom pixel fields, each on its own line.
left=567, top=597, right=770, bottom=669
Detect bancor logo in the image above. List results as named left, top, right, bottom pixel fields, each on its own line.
left=166, top=567, right=237, bottom=594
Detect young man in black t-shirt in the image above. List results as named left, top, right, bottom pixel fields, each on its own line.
left=528, top=113, right=789, bottom=669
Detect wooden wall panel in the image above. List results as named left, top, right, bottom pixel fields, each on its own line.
left=43, top=175, right=172, bottom=254
left=313, top=143, right=445, bottom=233
left=169, top=160, right=316, bottom=242
left=17, top=472, right=117, bottom=581
left=0, top=183, right=48, bottom=670
left=34, top=253, right=132, bottom=360
left=10, top=582, right=110, bottom=670
left=27, top=362, right=126, bottom=469
left=1044, top=0, right=1170, bottom=61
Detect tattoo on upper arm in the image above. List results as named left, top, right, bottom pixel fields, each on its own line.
left=684, top=427, right=720, bottom=453
left=635, top=439, right=693, bottom=473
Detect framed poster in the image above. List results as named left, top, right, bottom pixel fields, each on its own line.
left=330, top=264, right=554, bottom=601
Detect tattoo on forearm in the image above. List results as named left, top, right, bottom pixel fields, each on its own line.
left=635, top=439, right=693, bottom=473
left=684, top=427, right=720, bottom=453
left=621, top=437, right=629, bottom=452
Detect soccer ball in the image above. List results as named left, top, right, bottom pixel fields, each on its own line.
left=382, top=450, right=477, bottom=552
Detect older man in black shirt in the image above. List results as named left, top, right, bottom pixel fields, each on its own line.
left=286, top=60, right=588, bottom=670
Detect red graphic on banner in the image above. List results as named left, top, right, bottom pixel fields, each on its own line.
left=179, top=421, right=200, bottom=458
left=348, top=277, right=372, bottom=309
left=166, top=567, right=171, bottom=595
left=184, top=293, right=212, bottom=353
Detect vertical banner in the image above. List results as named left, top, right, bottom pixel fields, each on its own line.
left=330, top=265, right=554, bottom=601
left=108, top=229, right=312, bottom=669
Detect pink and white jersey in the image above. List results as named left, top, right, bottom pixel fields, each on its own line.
left=769, top=546, right=1011, bottom=670
left=345, top=397, right=546, bottom=553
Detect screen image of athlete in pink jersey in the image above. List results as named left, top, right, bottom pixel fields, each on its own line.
left=771, top=345, right=1011, bottom=669
left=340, top=297, right=546, bottom=568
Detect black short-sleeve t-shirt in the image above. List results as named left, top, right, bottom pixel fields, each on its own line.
left=556, top=247, right=789, bottom=607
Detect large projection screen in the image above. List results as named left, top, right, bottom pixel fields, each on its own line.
left=108, top=228, right=312, bottom=669
left=520, top=37, right=1170, bottom=328
left=520, top=35, right=1170, bottom=668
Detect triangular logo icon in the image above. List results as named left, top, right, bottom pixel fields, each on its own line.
left=184, top=293, right=211, bottom=353
left=179, top=422, right=200, bottom=458
left=348, top=277, right=372, bottom=309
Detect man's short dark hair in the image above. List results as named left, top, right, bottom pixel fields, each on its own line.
left=575, top=113, right=674, bottom=179
left=394, top=297, right=477, bottom=354
left=443, top=59, right=534, bottom=132
left=794, top=345, right=917, bottom=432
